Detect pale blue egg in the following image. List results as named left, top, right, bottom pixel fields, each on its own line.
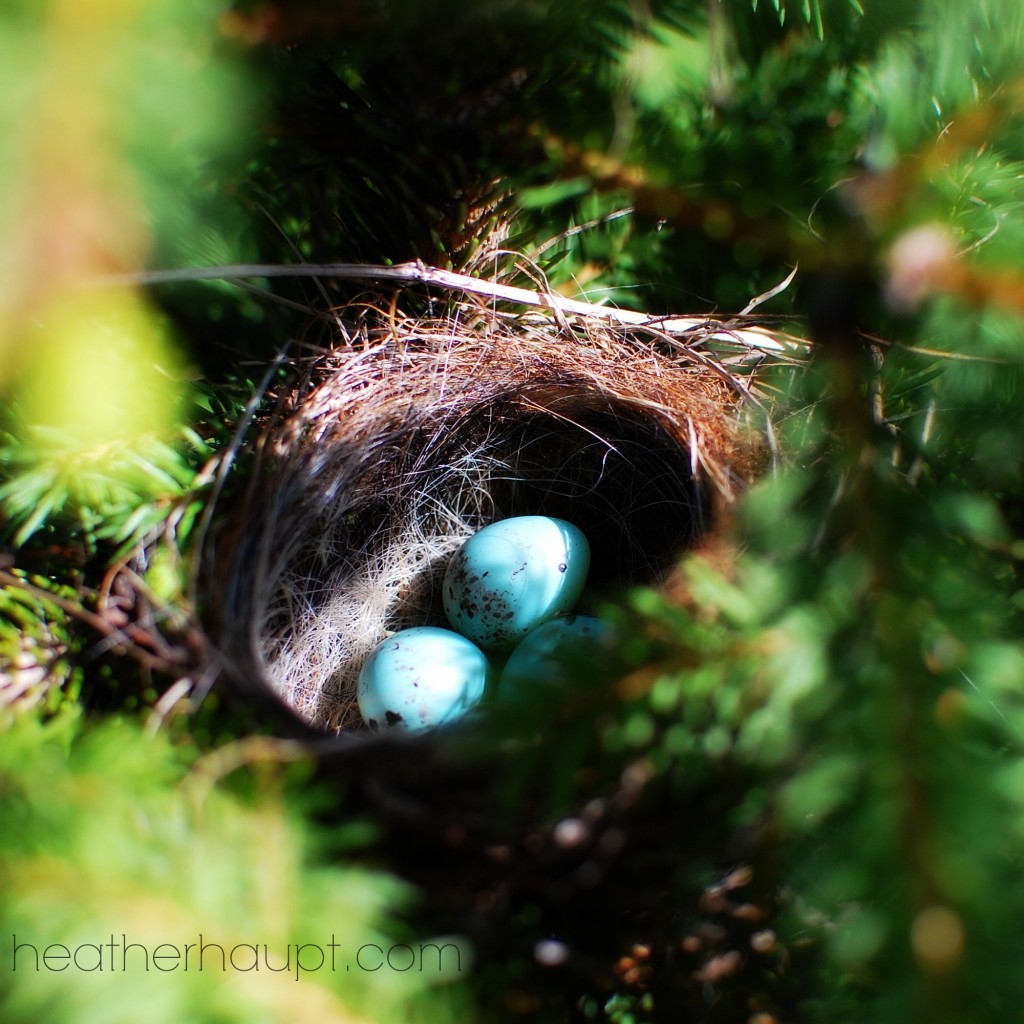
left=497, top=615, right=617, bottom=697
left=357, top=626, right=491, bottom=732
left=443, top=516, right=590, bottom=651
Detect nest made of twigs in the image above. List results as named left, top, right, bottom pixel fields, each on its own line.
left=207, top=291, right=783, bottom=732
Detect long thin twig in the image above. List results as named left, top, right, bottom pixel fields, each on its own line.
left=527, top=205, right=635, bottom=260
left=186, top=346, right=291, bottom=609
left=97, top=260, right=800, bottom=353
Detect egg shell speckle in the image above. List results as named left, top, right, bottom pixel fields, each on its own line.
left=442, top=516, right=590, bottom=651
left=498, top=615, right=618, bottom=697
left=357, top=626, right=491, bottom=733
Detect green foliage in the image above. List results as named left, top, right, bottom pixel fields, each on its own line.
left=0, top=707, right=467, bottom=1024
left=3, top=0, right=1024, bottom=1022
left=0, top=426, right=209, bottom=553
left=754, top=0, right=866, bottom=39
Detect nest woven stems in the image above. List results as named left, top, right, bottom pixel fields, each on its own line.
left=209, top=300, right=765, bottom=732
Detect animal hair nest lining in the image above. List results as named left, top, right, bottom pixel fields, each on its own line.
left=208, top=295, right=776, bottom=732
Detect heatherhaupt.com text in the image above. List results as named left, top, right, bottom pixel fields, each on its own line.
left=8, top=935, right=463, bottom=981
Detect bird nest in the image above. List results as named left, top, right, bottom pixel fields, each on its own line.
left=206, top=285, right=788, bottom=732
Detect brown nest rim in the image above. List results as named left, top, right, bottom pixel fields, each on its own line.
left=205, top=289, right=787, bottom=732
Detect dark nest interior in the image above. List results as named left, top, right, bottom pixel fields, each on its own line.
left=206, top=296, right=772, bottom=731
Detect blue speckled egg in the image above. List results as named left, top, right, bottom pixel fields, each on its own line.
left=443, top=516, right=590, bottom=651
left=498, top=615, right=617, bottom=696
left=357, top=627, right=491, bottom=732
